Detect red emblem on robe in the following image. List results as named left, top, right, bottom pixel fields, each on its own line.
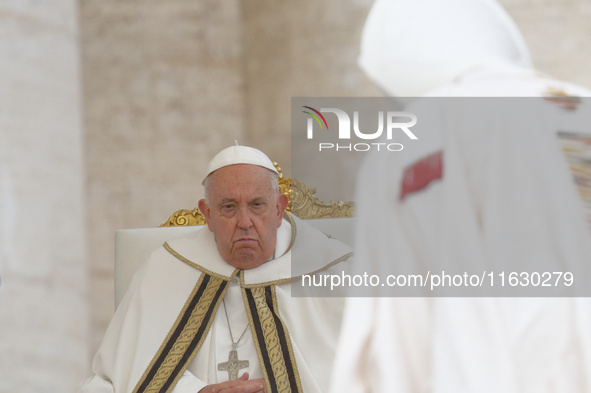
left=400, top=151, right=443, bottom=200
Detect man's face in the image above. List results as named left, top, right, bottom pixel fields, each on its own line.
left=198, top=164, right=289, bottom=270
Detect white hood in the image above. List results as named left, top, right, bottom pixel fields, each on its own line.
left=358, top=0, right=533, bottom=97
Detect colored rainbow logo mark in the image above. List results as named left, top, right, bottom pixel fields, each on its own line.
left=302, top=106, right=328, bottom=130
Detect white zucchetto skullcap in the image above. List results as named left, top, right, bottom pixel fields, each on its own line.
left=203, top=145, right=278, bottom=183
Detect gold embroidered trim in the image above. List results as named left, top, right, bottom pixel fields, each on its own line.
left=243, top=285, right=303, bottom=393
left=163, top=242, right=239, bottom=281
left=241, top=252, right=353, bottom=288
left=294, top=252, right=353, bottom=278
left=270, top=285, right=303, bottom=393
left=133, top=274, right=228, bottom=393
left=253, top=286, right=291, bottom=392
left=163, top=217, right=351, bottom=287
left=241, top=273, right=272, bottom=391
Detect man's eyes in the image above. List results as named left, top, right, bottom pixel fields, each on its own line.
left=250, top=201, right=269, bottom=211
left=218, top=201, right=267, bottom=215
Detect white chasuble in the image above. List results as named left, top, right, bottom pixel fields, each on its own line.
left=78, top=214, right=351, bottom=393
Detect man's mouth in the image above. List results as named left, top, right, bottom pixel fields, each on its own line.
left=235, top=237, right=256, bottom=243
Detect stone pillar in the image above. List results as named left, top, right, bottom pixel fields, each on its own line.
left=241, top=0, right=380, bottom=203
left=0, top=1, right=88, bottom=392
left=241, top=0, right=381, bottom=178
left=78, top=0, right=246, bottom=355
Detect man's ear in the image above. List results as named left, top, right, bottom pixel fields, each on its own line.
left=276, top=194, right=289, bottom=224
left=198, top=199, right=213, bottom=231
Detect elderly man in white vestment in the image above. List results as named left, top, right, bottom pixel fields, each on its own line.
left=330, top=0, right=591, bottom=392
left=78, top=145, right=351, bottom=393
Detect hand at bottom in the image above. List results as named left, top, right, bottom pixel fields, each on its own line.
left=198, top=373, right=266, bottom=393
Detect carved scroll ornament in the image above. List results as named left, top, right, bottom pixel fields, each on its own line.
left=161, top=162, right=354, bottom=227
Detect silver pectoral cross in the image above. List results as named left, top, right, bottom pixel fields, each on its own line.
left=218, top=348, right=249, bottom=380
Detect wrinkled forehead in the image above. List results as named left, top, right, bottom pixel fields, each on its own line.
left=204, top=164, right=277, bottom=199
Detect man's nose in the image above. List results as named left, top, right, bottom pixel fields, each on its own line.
left=236, top=208, right=253, bottom=229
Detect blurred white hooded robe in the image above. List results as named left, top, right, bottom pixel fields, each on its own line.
left=330, top=0, right=591, bottom=392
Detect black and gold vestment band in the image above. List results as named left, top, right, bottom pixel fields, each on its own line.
left=133, top=273, right=228, bottom=393
left=132, top=255, right=303, bottom=393
left=244, top=285, right=304, bottom=393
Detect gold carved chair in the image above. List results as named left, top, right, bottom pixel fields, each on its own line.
left=114, top=164, right=354, bottom=306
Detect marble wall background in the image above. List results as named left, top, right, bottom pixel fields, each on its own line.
left=0, top=1, right=88, bottom=391
left=1, top=0, right=590, bottom=391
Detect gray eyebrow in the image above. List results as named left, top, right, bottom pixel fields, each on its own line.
left=218, top=197, right=267, bottom=204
